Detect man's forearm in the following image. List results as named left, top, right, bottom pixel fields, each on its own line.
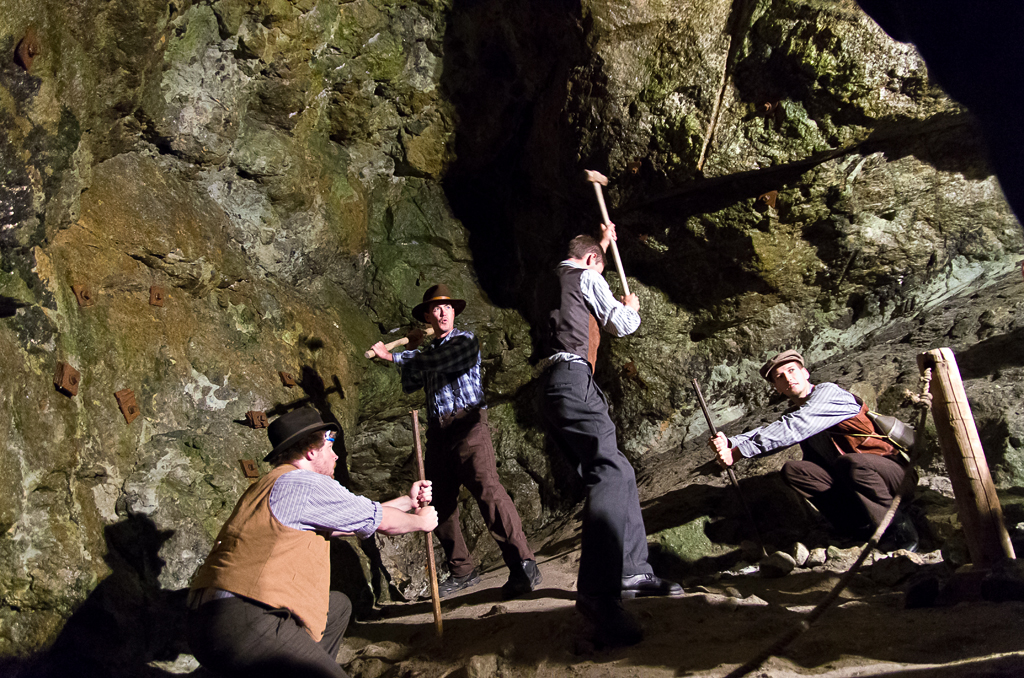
left=377, top=506, right=429, bottom=535
left=396, top=335, right=478, bottom=374
left=382, top=495, right=416, bottom=513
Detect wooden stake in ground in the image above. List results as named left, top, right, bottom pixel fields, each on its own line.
left=584, top=170, right=631, bottom=296
left=412, top=409, right=443, bottom=637
left=365, top=327, right=435, bottom=359
left=919, top=348, right=1015, bottom=566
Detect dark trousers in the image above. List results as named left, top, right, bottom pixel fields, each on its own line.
left=426, top=408, right=533, bottom=577
left=782, top=453, right=911, bottom=534
left=186, top=591, right=351, bottom=678
left=541, top=361, right=653, bottom=598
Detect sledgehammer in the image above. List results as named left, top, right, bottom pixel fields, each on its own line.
left=365, top=327, right=435, bottom=359
left=584, top=170, right=630, bottom=296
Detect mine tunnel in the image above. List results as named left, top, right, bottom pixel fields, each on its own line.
left=3, top=0, right=1024, bottom=676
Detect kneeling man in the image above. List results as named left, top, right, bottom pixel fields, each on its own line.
left=187, top=407, right=437, bottom=677
left=709, top=350, right=917, bottom=552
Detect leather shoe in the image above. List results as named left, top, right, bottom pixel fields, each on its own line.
left=576, top=594, right=643, bottom=647
left=438, top=569, right=481, bottom=598
left=502, top=559, right=542, bottom=599
left=879, top=511, right=919, bottom=553
left=621, top=573, right=683, bottom=599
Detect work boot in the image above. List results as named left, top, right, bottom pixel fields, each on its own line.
left=879, top=511, right=919, bottom=553
left=502, top=559, right=542, bottom=600
left=576, top=594, right=643, bottom=647
left=437, top=569, right=481, bottom=598
left=621, top=573, right=684, bottom=599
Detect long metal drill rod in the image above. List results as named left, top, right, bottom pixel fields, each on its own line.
left=691, top=378, right=767, bottom=558
left=412, top=410, right=443, bottom=637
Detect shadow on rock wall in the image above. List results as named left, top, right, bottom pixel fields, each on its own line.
left=439, top=0, right=586, bottom=310
left=0, top=516, right=194, bottom=678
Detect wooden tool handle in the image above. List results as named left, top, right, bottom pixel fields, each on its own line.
left=692, top=378, right=718, bottom=436
left=589, top=181, right=631, bottom=296
left=364, top=327, right=435, bottom=359
left=692, top=378, right=767, bottom=558
left=412, top=410, right=443, bottom=637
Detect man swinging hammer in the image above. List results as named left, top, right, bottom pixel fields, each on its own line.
left=370, top=284, right=541, bottom=599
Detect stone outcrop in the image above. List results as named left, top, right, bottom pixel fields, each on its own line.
left=1, top=0, right=1021, bottom=672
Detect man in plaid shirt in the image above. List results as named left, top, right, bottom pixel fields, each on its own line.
left=370, top=284, right=540, bottom=599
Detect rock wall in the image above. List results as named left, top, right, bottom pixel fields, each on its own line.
left=1, top=0, right=1021, bottom=671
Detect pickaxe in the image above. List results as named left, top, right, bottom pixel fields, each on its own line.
left=584, top=170, right=631, bottom=296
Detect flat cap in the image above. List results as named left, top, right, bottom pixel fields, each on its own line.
left=759, top=350, right=805, bottom=381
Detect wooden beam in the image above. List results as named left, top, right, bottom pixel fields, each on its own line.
left=919, top=348, right=1015, bottom=566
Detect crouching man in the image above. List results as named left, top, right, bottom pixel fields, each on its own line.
left=709, top=350, right=918, bottom=552
left=187, top=407, right=437, bottom=678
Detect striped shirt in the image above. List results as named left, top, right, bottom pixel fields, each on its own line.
left=730, top=382, right=862, bottom=465
left=548, top=260, right=641, bottom=366
left=269, top=469, right=383, bottom=539
left=392, top=327, right=485, bottom=422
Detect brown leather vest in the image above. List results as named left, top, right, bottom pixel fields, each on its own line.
left=828, top=402, right=896, bottom=457
left=190, top=465, right=332, bottom=640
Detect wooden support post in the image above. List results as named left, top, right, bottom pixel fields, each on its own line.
left=919, top=348, right=1015, bottom=566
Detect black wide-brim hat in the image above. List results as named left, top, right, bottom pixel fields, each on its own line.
left=264, top=407, right=338, bottom=462
left=412, top=283, right=467, bottom=323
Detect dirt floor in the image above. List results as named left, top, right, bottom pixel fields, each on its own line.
left=344, top=530, right=1024, bottom=678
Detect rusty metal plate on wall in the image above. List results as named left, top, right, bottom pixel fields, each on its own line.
left=72, top=284, right=96, bottom=307
left=279, top=371, right=296, bottom=388
left=757, top=190, right=779, bottom=210
left=246, top=410, right=269, bottom=429
left=53, top=362, right=81, bottom=397
left=114, top=389, right=139, bottom=424
left=15, top=28, right=39, bottom=72
left=150, top=286, right=166, bottom=306
left=239, top=459, right=260, bottom=478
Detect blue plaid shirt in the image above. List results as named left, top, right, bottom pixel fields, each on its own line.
left=392, top=327, right=485, bottom=422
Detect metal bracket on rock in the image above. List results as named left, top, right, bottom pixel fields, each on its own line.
left=150, top=286, right=166, bottom=307
left=246, top=410, right=269, bottom=429
left=239, top=459, right=260, bottom=478
left=72, top=284, right=96, bottom=307
left=54, top=362, right=81, bottom=397
left=114, top=389, right=140, bottom=423
left=279, top=371, right=296, bottom=388
left=757, top=191, right=778, bottom=210
left=15, top=28, right=39, bottom=72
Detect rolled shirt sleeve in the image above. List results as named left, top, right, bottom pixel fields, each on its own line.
left=578, top=267, right=640, bottom=337
left=730, top=382, right=863, bottom=459
left=270, top=469, right=383, bottom=539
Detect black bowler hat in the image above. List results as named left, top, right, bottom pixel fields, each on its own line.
left=264, top=407, right=338, bottom=462
left=412, top=283, right=467, bottom=323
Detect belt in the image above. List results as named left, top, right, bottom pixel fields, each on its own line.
left=433, top=406, right=483, bottom=430
left=187, top=587, right=237, bottom=610
left=545, top=358, right=591, bottom=373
